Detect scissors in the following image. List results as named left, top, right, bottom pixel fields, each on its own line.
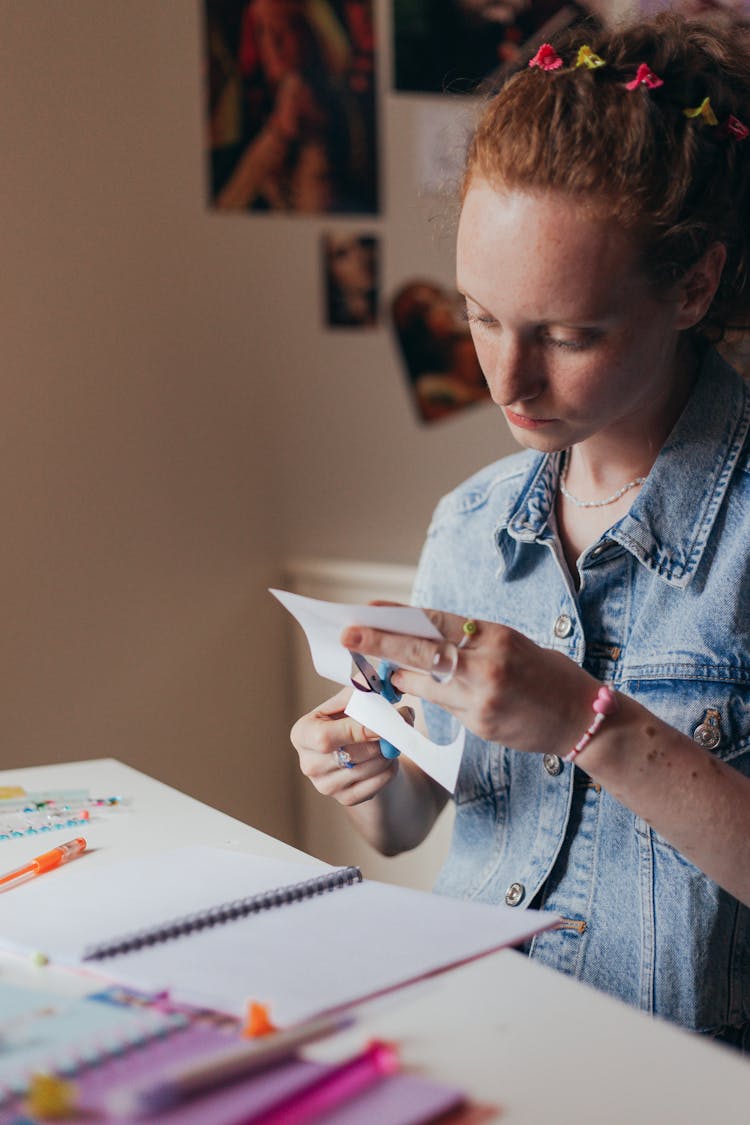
left=350, top=652, right=403, bottom=759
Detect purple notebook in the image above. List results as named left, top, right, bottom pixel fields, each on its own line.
left=0, top=1021, right=465, bottom=1125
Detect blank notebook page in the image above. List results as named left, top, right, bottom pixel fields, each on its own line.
left=0, top=846, right=555, bottom=1023
left=0, top=847, right=328, bottom=960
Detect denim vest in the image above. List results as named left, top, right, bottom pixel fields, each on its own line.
left=412, top=350, right=750, bottom=1047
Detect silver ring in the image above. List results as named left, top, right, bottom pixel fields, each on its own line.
left=430, top=641, right=459, bottom=685
left=335, top=748, right=355, bottom=769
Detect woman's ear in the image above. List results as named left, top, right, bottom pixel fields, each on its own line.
left=675, top=242, right=727, bottom=329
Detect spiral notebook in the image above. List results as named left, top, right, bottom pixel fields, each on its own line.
left=0, top=847, right=556, bottom=1023
left=0, top=982, right=187, bottom=1110
left=0, top=986, right=466, bottom=1125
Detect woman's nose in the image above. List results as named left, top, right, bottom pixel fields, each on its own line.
left=485, top=336, right=541, bottom=407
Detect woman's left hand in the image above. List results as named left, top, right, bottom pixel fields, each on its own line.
left=341, top=609, right=601, bottom=757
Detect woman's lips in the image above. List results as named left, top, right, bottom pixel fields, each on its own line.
left=504, top=408, right=557, bottom=430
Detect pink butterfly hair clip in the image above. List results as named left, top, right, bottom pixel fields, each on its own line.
left=528, top=44, right=563, bottom=71
left=625, top=63, right=664, bottom=91
left=719, top=114, right=750, bottom=141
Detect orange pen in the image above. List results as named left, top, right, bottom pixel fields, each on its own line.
left=0, top=837, right=87, bottom=891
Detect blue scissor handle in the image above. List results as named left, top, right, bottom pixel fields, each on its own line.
left=378, top=661, right=402, bottom=759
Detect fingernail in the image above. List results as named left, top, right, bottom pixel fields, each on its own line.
left=341, top=629, right=363, bottom=648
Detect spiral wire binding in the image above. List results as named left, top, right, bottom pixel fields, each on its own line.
left=82, top=866, right=363, bottom=961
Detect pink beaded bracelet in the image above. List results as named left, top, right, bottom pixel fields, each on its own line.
left=562, top=686, right=618, bottom=764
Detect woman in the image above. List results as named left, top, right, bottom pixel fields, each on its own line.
left=214, top=0, right=353, bottom=212
left=292, top=11, right=750, bottom=1048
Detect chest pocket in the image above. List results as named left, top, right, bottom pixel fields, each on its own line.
left=623, top=676, right=750, bottom=769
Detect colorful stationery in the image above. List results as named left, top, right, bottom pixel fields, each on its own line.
left=0, top=982, right=188, bottom=1111
left=108, top=1011, right=354, bottom=1117
left=0, top=983, right=465, bottom=1125
left=1, top=1026, right=466, bottom=1124
left=0, top=846, right=558, bottom=1023
left=0, top=789, right=129, bottom=842
left=249, top=1039, right=400, bottom=1125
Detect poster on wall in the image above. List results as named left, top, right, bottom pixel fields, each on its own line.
left=204, top=0, right=378, bottom=214
left=391, top=280, right=492, bottom=424
left=322, top=232, right=379, bottom=327
left=392, top=0, right=597, bottom=93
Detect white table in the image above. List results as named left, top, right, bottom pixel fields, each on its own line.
left=1, top=758, right=748, bottom=1123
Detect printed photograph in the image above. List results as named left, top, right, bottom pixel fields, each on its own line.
left=322, top=232, right=379, bottom=327
left=204, top=0, right=378, bottom=214
left=391, top=279, right=492, bottom=424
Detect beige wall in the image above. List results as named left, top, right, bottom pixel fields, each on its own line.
left=0, top=1, right=518, bottom=847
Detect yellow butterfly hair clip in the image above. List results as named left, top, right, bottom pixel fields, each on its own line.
left=683, top=97, right=718, bottom=125
left=575, top=45, right=606, bottom=70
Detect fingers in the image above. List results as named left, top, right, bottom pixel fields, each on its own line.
left=422, top=609, right=465, bottom=642
left=315, top=753, right=399, bottom=806
left=291, top=693, right=398, bottom=807
left=291, top=706, right=377, bottom=761
left=341, top=627, right=443, bottom=677
left=339, top=628, right=465, bottom=702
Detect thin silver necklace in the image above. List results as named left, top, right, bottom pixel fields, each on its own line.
left=559, top=450, right=646, bottom=509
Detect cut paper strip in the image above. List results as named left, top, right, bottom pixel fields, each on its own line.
left=345, top=687, right=463, bottom=793
left=270, top=589, right=465, bottom=792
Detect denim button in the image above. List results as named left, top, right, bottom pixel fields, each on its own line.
left=505, top=882, right=525, bottom=907
left=543, top=753, right=563, bottom=776
left=553, top=613, right=573, bottom=639
left=590, top=539, right=613, bottom=558
left=692, top=709, right=721, bottom=750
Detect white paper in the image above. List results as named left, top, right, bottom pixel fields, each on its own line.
left=101, top=874, right=556, bottom=1023
left=0, top=847, right=325, bottom=963
left=345, top=689, right=463, bottom=793
left=0, top=847, right=560, bottom=1023
left=270, top=588, right=465, bottom=791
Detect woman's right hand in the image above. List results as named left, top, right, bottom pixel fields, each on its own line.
left=290, top=687, right=403, bottom=807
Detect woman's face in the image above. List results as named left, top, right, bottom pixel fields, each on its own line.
left=456, top=180, right=698, bottom=453
left=254, top=1, right=307, bottom=84
left=327, top=236, right=372, bottom=292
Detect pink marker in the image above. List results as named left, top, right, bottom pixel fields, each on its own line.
left=250, top=1039, right=400, bottom=1125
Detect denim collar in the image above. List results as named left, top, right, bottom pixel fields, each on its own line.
left=502, top=349, right=750, bottom=588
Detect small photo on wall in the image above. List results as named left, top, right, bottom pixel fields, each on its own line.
left=204, top=0, right=379, bottom=214
left=322, top=232, right=379, bottom=327
left=391, top=279, right=492, bottom=424
left=393, top=0, right=597, bottom=94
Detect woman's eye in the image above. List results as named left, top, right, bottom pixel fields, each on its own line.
left=540, top=330, right=599, bottom=352
left=463, top=308, right=496, bottom=327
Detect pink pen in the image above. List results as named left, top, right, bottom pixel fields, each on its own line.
left=247, top=1039, right=400, bottom=1125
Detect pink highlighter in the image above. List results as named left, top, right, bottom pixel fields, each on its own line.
left=251, top=1039, right=400, bottom=1125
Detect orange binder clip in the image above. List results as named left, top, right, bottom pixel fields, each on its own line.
left=242, top=1000, right=277, bottom=1038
